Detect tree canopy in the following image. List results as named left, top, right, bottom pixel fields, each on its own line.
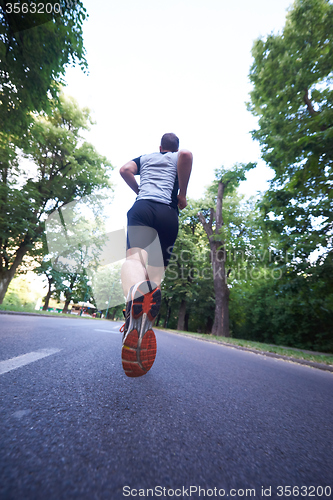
left=0, top=92, right=113, bottom=303
left=248, top=0, right=333, bottom=264
left=244, top=0, right=333, bottom=351
left=0, top=0, right=88, bottom=134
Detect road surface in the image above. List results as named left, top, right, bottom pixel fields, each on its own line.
left=0, top=314, right=332, bottom=499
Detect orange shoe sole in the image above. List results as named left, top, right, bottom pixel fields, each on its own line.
left=122, top=329, right=157, bottom=377
left=122, top=281, right=161, bottom=378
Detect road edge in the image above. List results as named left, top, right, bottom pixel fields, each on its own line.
left=0, top=310, right=97, bottom=319
left=156, top=327, right=333, bottom=373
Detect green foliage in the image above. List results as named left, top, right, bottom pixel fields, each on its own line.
left=242, top=0, right=333, bottom=351
left=0, top=92, right=113, bottom=302
left=0, top=0, right=88, bottom=134
left=161, top=192, right=262, bottom=334
left=68, top=273, right=93, bottom=305
left=4, top=91, right=111, bottom=244
left=160, top=199, right=215, bottom=331
left=248, top=0, right=333, bottom=262
left=160, top=166, right=332, bottom=350
left=91, top=263, right=124, bottom=315
left=208, top=163, right=257, bottom=197
left=2, top=288, right=22, bottom=308
left=2, top=273, right=40, bottom=308
left=225, top=188, right=333, bottom=351
left=232, top=253, right=333, bottom=353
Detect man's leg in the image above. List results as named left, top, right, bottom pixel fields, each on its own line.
left=120, top=246, right=161, bottom=378
left=120, top=202, right=174, bottom=378
left=121, top=247, right=148, bottom=298
left=146, top=264, right=165, bottom=288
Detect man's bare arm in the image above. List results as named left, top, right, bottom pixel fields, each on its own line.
left=119, top=161, right=139, bottom=195
left=177, top=149, right=193, bottom=210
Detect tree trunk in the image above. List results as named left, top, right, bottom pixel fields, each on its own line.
left=0, top=245, right=30, bottom=304
left=177, top=299, right=187, bottom=331
left=198, top=181, right=230, bottom=337
left=43, top=277, right=53, bottom=310
left=211, top=244, right=230, bottom=337
left=43, top=290, right=52, bottom=311
left=0, top=272, right=13, bottom=304
left=184, top=311, right=189, bottom=332
left=62, top=298, right=71, bottom=314
left=62, top=275, right=77, bottom=313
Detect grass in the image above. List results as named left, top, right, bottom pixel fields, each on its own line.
left=0, top=303, right=33, bottom=312
left=156, top=327, right=333, bottom=367
left=0, top=303, right=125, bottom=321
left=0, top=303, right=99, bottom=319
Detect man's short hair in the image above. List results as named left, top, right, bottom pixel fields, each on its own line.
left=160, top=133, right=179, bottom=152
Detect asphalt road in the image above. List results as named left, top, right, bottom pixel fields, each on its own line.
left=0, top=314, right=332, bottom=500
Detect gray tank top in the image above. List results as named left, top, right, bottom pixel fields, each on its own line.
left=134, top=152, right=179, bottom=206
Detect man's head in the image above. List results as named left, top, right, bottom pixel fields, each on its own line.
left=160, top=133, right=179, bottom=153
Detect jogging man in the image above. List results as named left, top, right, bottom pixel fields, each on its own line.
left=119, top=133, right=192, bottom=377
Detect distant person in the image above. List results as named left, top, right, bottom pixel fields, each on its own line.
left=119, top=133, right=192, bottom=377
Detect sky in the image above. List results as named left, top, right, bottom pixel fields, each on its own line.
left=63, top=0, right=294, bottom=230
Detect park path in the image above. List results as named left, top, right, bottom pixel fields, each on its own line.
left=1, top=314, right=332, bottom=499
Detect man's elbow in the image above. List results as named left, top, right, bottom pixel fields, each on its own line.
left=120, top=161, right=137, bottom=178
left=120, top=164, right=132, bottom=179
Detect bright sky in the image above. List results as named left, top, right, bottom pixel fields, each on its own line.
left=64, top=0, right=293, bottom=229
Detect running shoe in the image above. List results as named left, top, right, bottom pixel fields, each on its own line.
left=119, top=286, right=133, bottom=341
left=121, top=280, right=161, bottom=378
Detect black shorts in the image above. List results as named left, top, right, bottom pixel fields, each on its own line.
left=127, top=199, right=179, bottom=267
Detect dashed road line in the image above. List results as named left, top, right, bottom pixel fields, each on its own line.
left=0, top=348, right=61, bottom=375
left=94, top=329, right=121, bottom=334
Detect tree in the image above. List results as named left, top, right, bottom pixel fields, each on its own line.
left=0, top=92, right=113, bottom=303
left=36, top=259, right=63, bottom=310
left=0, top=0, right=88, bottom=135
left=35, top=246, right=95, bottom=314
left=198, top=163, right=256, bottom=337
left=231, top=251, right=333, bottom=352
left=160, top=199, right=214, bottom=332
left=246, top=0, right=333, bottom=351
left=1, top=271, right=40, bottom=309
left=91, top=264, right=124, bottom=319
left=248, top=0, right=333, bottom=265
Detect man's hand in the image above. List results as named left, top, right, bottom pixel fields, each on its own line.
left=177, top=194, right=187, bottom=210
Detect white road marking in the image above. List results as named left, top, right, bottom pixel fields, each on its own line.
left=94, top=329, right=121, bottom=334
left=0, top=348, right=61, bottom=375
left=13, top=409, right=31, bottom=419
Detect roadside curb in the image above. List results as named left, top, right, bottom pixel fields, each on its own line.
left=0, top=310, right=63, bottom=318
left=0, top=310, right=101, bottom=319
left=157, top=328, right=333, bottom=373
